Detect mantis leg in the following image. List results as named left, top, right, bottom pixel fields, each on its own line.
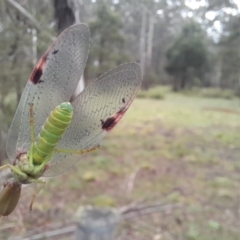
left=33, top=151, right=54, bottom=175
left=28, top=179, right=46, bottom=211
left=28, top=103, right=35, bottom=166
left=0, top=164, right=10, bottom=171
left=0, top=164, right=27, bottom=179
left=54, top=145, right=100, bottom=154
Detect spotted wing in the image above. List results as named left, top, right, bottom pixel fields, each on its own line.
left=6, top=24, right=90, bottom=162
left=43, top=62, right=142, bottom=177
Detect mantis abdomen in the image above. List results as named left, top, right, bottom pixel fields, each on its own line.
left=32, top=102, right=73, bottom=164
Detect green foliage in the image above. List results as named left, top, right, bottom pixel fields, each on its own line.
left=2, top=1, right=240, bottom=238
left=218, top=16, right=240, bottom=90
left=90, top=195, right=116, bottom=207
left=187, top=224, right=199, bottom=240
left=82, top=171, right=98, bottom=182
left=210, top=177, right=235, bottom=188
left=0, top=1, right=54, bottom=162
left=3, top=95, right=240, bottom=239
left=145, top=71, right=161, bottom=86
left=165, top=20, right=209, bottom=91
left=208, top=220, right=220, bottom=230
left=86, top=1, right=129, bottom=78
left=199, top=88, right=235, bottom=99
left=137, top=86, right=169, bottom=99
left=180, top=87, right=236, bottom=99
left=93, top=156, right=113, bottom=169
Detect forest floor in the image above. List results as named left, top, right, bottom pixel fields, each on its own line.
left=2, top=90, right=240, bottom=240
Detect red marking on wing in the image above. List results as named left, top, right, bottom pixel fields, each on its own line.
left=43, top=164, right=50, bottom=172
left=101, top=107, right=128, bottom=132
left=13, top=151, right=26, bottom=165
left=28, top=25, right=73, bottom=85
left=29, top=53, right=48, bottom=84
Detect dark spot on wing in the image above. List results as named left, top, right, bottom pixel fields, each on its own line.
left=39, top=79, right=44, bottom=83
left=30, top=68, right=43, bottom=84
left=101, top=119, right=104, bottom=125
left=122, top=98, right=125, bottom=103
left=101, top=108, right=127, bottom=132
left=53, top=49, right=59, bottom=55
left=43, top=164, right=50, bottom=172
left=29, top=53, right=47, bottom=85
left=101, top=117, right=115, bottom=131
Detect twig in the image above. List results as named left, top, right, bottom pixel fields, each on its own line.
left=6, top=0, right=41, bottom=31
left=8, top=202, right=182, bottom=240
left=121, top=203, right=183, bottom=220
left=125, top=168, right=140, bottom=196
left=10, top=225, right=75, bottom=240
left=6, top=0, right=55, bottom=41
left=119, top=198, right=146, bottom=214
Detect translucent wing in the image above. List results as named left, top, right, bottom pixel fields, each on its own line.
left=43, top=62, right=142, bottom=177
left=6, top=24, right=90, bottom=162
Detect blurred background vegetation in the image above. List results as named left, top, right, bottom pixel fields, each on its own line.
left=1, top=0, right=240, bottom=161
left=1, top=0, right=240, bottom=239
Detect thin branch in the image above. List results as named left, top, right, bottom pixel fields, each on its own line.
left=6, top=0, right=55, bottom=41
left=119, top=198, right=146, bottom=214
left=125, top=167, right=140, bottom=196
left=10, top=225, right=75, bottom=240
left=8, top=202, right=183, bottom=240
left=6, top=0, right=41, bottom=31
left=121, top=203, right=183, bottom=220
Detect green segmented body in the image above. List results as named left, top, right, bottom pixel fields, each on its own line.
left=31, top=102, right=73, bottom=164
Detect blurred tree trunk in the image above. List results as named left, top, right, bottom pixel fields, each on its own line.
left=31, top=28, right=37, bottom=66
left=144, top=14, right=155, bottom=89
left=146, top=15, right=154, bottom=71
left=53, top=0, right=85, bottom=94
left=210, top=59, right=222, bottom=88
left=181, top=73, right=186, bottom=89
left=139, top=8, right=146, bottom=87
left=53, top=0, right=75, bottom=35
left=99, top=38, right=105, bottom=67
left=70, top=0, right=85, bottom=93
left=0, top=0, right=54, bottom=166
left=0, top=132, right=4, bottom=164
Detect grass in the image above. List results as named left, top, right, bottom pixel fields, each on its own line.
left=137, top=86, right=169, bottom=99
left=181, top=87, right=236, bottom=99
left=2, top=89, right=240, bottom=239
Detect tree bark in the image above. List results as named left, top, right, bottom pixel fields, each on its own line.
left=180, top=73, right=186, bottom=89
left=172, top=76, right=178, bottom=92
left=139, top=8, right=147, bottom=80
left=143, top=13, right=155, bottom=89
left=68, top=0, right=85, bottom=93
left=146, top=14, right=155, bottom=74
